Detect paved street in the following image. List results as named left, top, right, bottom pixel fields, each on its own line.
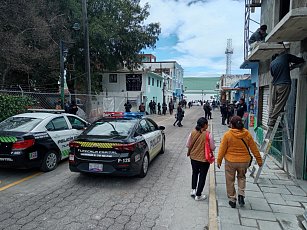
left=3, top=107, right=306, bottom=230
left=0, top=107, right=210, bottom=230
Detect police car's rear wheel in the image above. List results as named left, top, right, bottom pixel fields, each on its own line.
left=41, top=151, right=58, bottom=172
left=159, top=136, right=165, bottom=154
left=139, top=153, right=149, bottom=178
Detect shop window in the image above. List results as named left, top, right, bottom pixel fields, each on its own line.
left=109, top=74, right=117, bottom=83
left=126, top=74, right=142, bottom=91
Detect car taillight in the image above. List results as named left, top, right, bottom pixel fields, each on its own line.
left=12, top=139, right=35, bottom=150
left=113, top=143, right=136, bottom=152
left=69, top=141, right=81, bottom=148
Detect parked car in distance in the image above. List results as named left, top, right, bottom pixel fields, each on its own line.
left=192, top=101, right=201, bottom=106
left=0, top=110, right=89, bottom=171
left=69, top=112, right=165, bottom=177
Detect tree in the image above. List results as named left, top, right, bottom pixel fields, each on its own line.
left=66, top=0, right=161, bottom=92
left=0, top=0, right=161, bottom=93
left=0, top=0, right=72, bottom=90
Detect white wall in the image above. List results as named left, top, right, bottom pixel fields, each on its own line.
left=185, top=94, right=216, bottom=102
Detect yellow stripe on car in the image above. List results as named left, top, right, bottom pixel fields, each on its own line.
left=74, top=142, right=120, bottom=148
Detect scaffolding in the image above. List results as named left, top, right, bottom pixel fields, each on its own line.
left=244, top=0, right=262, bottom=60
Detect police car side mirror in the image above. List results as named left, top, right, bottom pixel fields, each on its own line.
left=134, top=131, right=141, bottom=137
left=159, top=126, right=165, bottom=130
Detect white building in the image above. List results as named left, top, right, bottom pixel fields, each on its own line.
left=141, top=54, right=184, bottom=103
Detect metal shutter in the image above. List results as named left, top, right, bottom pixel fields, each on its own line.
left=262, top=86, right=270, bottom=128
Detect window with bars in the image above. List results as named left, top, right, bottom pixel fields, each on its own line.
left=109, top=74, right=117, bottom=83
left=126, top=74, right=142, bottom=91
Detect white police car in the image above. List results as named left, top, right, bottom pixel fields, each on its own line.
left=0, top=110, right=89, bottom=171
left=69, top=112, right=165, bottom=177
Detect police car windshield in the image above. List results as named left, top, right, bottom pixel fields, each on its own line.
left=0, top=117, right=42, bottom=132
left=85, top=120, right=135, bottom=137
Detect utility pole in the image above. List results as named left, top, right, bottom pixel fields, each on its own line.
left=82, top=0, right=91, bottom=116
left=60, top=40, right=65, bottom=109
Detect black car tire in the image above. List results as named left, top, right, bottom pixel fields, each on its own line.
left=40, top=150, right=58, bottom=172
left=139, top=153, right=149, bottom=178
left=159, top=136, right=165, bottom=154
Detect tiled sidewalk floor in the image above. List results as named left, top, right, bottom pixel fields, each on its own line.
left=211, top=110, right=307, bottom=230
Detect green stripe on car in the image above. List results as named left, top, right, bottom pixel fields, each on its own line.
left=0, top=136, right=17, bottom=143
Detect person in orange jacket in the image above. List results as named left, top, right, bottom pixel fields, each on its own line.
left=217, top=116, right=263, bottom=208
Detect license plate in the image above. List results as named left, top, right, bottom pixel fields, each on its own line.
left=0, top=158, right=13, bottom=162
left=89, top=163, right=103, bottom=172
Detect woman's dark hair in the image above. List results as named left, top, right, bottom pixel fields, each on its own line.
left=230, top=116, right=244, bottom=130
left=195, top=117, right=208, bottom=132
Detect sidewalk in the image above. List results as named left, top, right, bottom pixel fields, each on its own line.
left=210, top=110, right=307, bottom=230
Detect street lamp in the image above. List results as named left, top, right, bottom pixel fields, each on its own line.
left=202, top=89, right=204, bottom=102
left=163, top=81, right=166, bottom=104
left=60, top=23, right=80, bottom=109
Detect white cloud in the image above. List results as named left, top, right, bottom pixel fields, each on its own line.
left=140, top=0, right=260, bottom=76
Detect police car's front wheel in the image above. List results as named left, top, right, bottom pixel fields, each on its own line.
left=41, top=151, right=58, bottom=172
left=139, top=153, right=149, bottom=178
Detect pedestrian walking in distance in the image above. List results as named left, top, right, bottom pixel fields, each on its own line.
left=217, top=116, right=263, bottom=208
left=173, top=103, right=184, bottom=127
left=186, top=117, right=216, bottom=201
left=124, top=100, right=132, bottom=112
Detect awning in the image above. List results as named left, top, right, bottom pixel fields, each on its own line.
left=221, top=87, right=247, bottom=91
left=240, top=60, right=259, bottom=69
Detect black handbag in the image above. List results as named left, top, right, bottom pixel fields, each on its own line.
left=241, top=138, right=253, bottom=167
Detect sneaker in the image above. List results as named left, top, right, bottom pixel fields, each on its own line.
left=190, top=189, right=196, bottom=197
left=238, top=195, right=245, bottom=207
left=229, top=200, right=236, bottom=208
left=195, top=195, right=207, bottom=201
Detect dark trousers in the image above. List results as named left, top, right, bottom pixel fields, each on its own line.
left=222, top=115, right=227, bottom=125
left=191, top=159, right=210, bottom=196
left=173, top=117, right=183, bottom=126
left=268, top=84, right=291, bottom=127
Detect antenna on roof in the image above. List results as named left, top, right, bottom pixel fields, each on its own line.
left=225, top=38, right=234, bottom=76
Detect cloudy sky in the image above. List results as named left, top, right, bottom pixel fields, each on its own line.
left=140, top=0, right=260, bottom=77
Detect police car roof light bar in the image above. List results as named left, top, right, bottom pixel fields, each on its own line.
left=103, top=112, right=144, bottom=118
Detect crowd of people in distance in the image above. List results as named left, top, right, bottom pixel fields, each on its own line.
left=220, top=98, right=247, bottom=127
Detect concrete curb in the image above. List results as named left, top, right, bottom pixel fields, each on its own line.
left=208, top=121, right=219, bottom=230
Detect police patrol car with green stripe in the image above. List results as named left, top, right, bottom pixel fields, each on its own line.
left=0, top=110, right=89, bottom=171
left=69, top=112, right=165, bottom=177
